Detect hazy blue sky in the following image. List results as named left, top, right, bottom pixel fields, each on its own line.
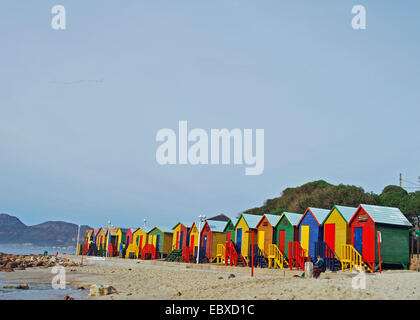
left=1, top=1, right=419, bottom=228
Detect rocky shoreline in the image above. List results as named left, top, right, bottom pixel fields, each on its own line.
left=0, top=252, right=78, bottom=273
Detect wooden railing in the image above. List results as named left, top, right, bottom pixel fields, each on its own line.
left=216, top=244, right=225, bottom=265
left=341, top=244, right=373, bottom=273
left=288, top=241, right=305, bottom=271
left=268, top=244, right=286, bottom=269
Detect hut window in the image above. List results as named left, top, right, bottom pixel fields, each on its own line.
left=263, top=222, right=268, bottom=226
left=283, top=221, right=288, bottom=225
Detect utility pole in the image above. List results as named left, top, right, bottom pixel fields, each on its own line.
left=400, top=173, right=402, bottom=187
left=75, top=224, right=81, bottom=255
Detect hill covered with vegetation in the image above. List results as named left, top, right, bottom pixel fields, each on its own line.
left=244, top=180, right=420, bottom=225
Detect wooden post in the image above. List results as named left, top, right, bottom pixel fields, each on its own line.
left=246, top=230, right=254, bottom=277
left=377, top=231, right=382, bottom=274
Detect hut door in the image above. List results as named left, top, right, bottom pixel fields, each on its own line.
left=325, top=224, right=335, bottom=253
left=236, top=229, right=242, bottom=254
left=202, top=235, right=207, bottom=256
left=139, top=236, right=143, bottom=250
left=180, top=231, right=184, bottom=249
left=258, top=231, right=265, bottom=253
left=176, top=231, right=180, bottom=249
left=227, top=232, right=231, bottom=242
left=156, top=235, right=160, bottom=252
left=279, top=230, right=285, bottom=254
left=191, top=235, right=195, bottom=252
left=354, top=227, right=363, bottom=255
left=301, top=226, right=310, bottom=257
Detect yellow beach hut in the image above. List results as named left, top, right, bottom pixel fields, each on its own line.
left=321, top=205, right=357, bottom=259
left=95, top=228, right=107, bottom=256
left=125, top=227, right=148, bottom=259
left=189, top=222, right=200, bottom=258
left=234, top=214, right=261, bottom=259
left=171, top=222, right=190, bottom=250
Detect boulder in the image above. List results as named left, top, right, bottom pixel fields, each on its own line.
left=89, top=284, right=118, bottom=297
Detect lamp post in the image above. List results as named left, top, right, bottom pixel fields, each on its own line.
left=246, top=230, right=255, bottom=277
left=106, top=220, right=111, bottom=258
left=196, top=214, right=206, bottom=264
left=75, top=224, right=81, bottom=256
left=144, top=218, right=147, bottom=230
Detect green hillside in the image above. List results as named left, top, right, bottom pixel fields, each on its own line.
left=244, top=180, right=420, bottom=225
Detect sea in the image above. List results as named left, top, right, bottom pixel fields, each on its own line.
left=0, top=244, right=88, bottom=300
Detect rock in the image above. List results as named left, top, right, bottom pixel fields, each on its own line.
left=228, top=274, right=236, bottom=279
left=218, top=277, right=223, bottom=279
left=89, top=284, right=118, bottom=297
left=77, top=286, right=85, bottom=290
left=64, top=295, right=74, bottom=300
left=17, top=284, right=29, bottom=289
left=173, top=291, right=182, bottom=296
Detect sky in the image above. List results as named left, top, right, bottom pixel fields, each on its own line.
left=0, top=1, right=419, bottom=228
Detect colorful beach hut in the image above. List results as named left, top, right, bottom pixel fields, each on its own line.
left=297, top=207, right=330, bottom=260
left=273, top=212, right=302, bottom=257
left=105, top=227, right=119, bottom=256
left=348, top=204, right=412, bottom=270
left=125, top=227, right=148, bottom=259
left=146, top=226, right=173, bottom=258
left=224, top=219, right=236, bottom=242
left=172, top=222, right=190, bottom=250
left=125, top=228, right=136, bottom=247
left=200, top=220, right=231, bottom=262
left=256, top=214, right=281, bottom=256
left=233, top=214, right=261, bottom=257
left=95, top=228, right=107, bottom=256
left=188, top=222, right=201, bottom=258
left=116, top=228, right=129, bottom=254
left=321, top=205, right=357, bottom=259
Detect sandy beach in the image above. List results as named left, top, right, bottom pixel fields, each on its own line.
left=2, top=255, right=419, bottom=300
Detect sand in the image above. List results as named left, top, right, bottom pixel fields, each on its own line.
left=2, top=255, right=419, bottom=300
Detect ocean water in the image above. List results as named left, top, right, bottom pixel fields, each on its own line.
left=0, top=244, right=87, bottom=300
left=0, top=275, right=88, bottom=300
left=0, top=244, right=77, bottom=255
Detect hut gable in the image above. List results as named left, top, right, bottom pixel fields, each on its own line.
left=234, top=214, right=261, bottom=230
left=298, top=207, right=330, bottom=226
left=276, top=212, right=303, bottom=227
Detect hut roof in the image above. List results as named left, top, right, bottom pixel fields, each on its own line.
left=276, top=212, right=303, bottom=226
left=207, top=214, right=231, bottom=222
left=355, top=204, right=412, bottom=227
left=264, top=214, right=282, bottom=227
left=119, top=228, right=129, bottom=233
left=171, top=222, right=190, bottom=229
left=104, top=227, right=119, bottom=236
left=207, top=220, right=230, bottom=233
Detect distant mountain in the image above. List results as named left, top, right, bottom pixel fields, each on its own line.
left=0, top=213, right=91, bottom=246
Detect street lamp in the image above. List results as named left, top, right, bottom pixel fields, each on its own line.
left=196, top=214, right=206, bottom=264
left=144, top=218, right=147, bottom=230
